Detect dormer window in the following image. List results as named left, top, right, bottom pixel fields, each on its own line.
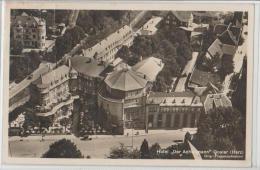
left=163, top=99, right=166, bottom=103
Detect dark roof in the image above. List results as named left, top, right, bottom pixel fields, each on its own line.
left=214, top=24, right=242, bottom=46
left=192, top=11, right=218, bottom=18
left=71, top=55, right=106, bottom=78
left=171, top=11, right=192, bottom=22
left=190, top=69, right=221, bottom=87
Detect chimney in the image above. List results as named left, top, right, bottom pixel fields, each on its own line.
left=140, top=56, right=143, bottom=61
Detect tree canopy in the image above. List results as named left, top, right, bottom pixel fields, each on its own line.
left=42, top=139, right=84, bottom=158
left=194, top=107, right=245, bottom=159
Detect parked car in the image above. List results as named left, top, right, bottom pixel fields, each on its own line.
left=80, top=135, right=92, bottom=141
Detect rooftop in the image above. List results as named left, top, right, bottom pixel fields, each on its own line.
left=132, top=57, right=164, bottom=82
left=82, top=25, right=132, bottom=61
left=71, top=55, right=107, bottom=78
left=190, top=69, right=221, bottom=87
left=105, top=68, right=148, bottom=91
left=208, top=38, right=237, bottom=58
left=192, top=11, right=219, bottom=18
left=13, top=12, right=45, bottom=27
left=171, top=11, right=193, bottom=22
left=147, top=91, right=203, bottom=107
left=141, top=16, right=162, bottom=34
left=33, top=65, right=70, bottom=88
left=204, top=93, right=232, bottom=113
left=215, top=24, right=242, bottom=46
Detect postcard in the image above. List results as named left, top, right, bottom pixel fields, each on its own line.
left=2, top=1, right=254, bottom=167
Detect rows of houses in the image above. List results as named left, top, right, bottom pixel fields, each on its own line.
left=9, top=10, right=237, bottom=134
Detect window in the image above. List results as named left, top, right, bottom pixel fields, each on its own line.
left=42, top=36, right=45, bottom=39
left=148, top=115, right=154, bottom=128
left=148, top=106, right=157, bottom=112
left=190, top=113, right=196, bottom=127
left=157, top=114, right=162, bottom=128
left=174, top=114, right=180, bottom=128
left=182, top=114, right=188, bottom=127
left=166, top=114, right=171, bottom=127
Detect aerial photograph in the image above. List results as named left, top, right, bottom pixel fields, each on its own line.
left=8, top=9, right=248, bottom=160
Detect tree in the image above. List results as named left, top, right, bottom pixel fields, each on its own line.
left=131, top=35, right=154, bottom=57
left=140, top=139, right=150, bottom=159
left=115, top=45, right=130, bottom=61
left=194, top=107, right=245, bottom=159
left=149, top=143, right=161, bottom=159
left=109, top=143, right=140, bottom=159
left=54, top=25, right=85, bottom=60
left=42, top=139, right=84, bottom=158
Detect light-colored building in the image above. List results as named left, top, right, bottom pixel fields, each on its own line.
left=82, top=25, right=134, bottom=64
left=12, top=12, right=46, bottom=49
left=132, top=57, right=164, bottom=82
left=139, top=16, right=163, bottom=35
left=146, top=91, right=203, bottom=129
left=30, top=65, right=79, bottom=126
left=203, top=93, right=232, bottom=114
left=98, top=67, right=149, bottom=132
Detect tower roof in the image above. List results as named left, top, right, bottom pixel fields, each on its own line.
left=105, top=68, right=148, bottom=91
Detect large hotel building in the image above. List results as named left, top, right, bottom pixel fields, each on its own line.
left=30, top=65, right=79, bottom=126
left=12, top=12, right=46, bottom=49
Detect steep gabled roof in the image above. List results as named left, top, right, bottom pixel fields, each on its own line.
left=190, top=69, right=221, bottom=87
left=204, top=93, right=232, bottom=113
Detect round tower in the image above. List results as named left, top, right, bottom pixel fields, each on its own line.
left=37, top=19, right=46, bottom=49
left=69, top=58, right=78, bottom=95
left=13, top=21, right=24, bottom=49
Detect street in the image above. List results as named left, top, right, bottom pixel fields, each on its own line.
left=9, top=130, right=187, bottom=158
left=9, top=62, right=55, bottom=99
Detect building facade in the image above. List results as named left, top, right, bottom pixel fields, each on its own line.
left=12, top=12, right=46, bottom=50
left=82, top=25, right=134, bottom=64
left=98, top=68, right=149, bottom=132
left=146, top=91, right=203, bottom=129
left=30, top=65, right=79, bottom=126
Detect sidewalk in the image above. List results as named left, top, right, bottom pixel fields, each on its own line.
left=9, top=128, right=197, bottom=142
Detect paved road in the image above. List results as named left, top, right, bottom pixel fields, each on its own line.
left=9, top=130, right=187, bottom=158
left=174, top=52, right=198, bottom=92
left=9, top=62, right=55, bottom=99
